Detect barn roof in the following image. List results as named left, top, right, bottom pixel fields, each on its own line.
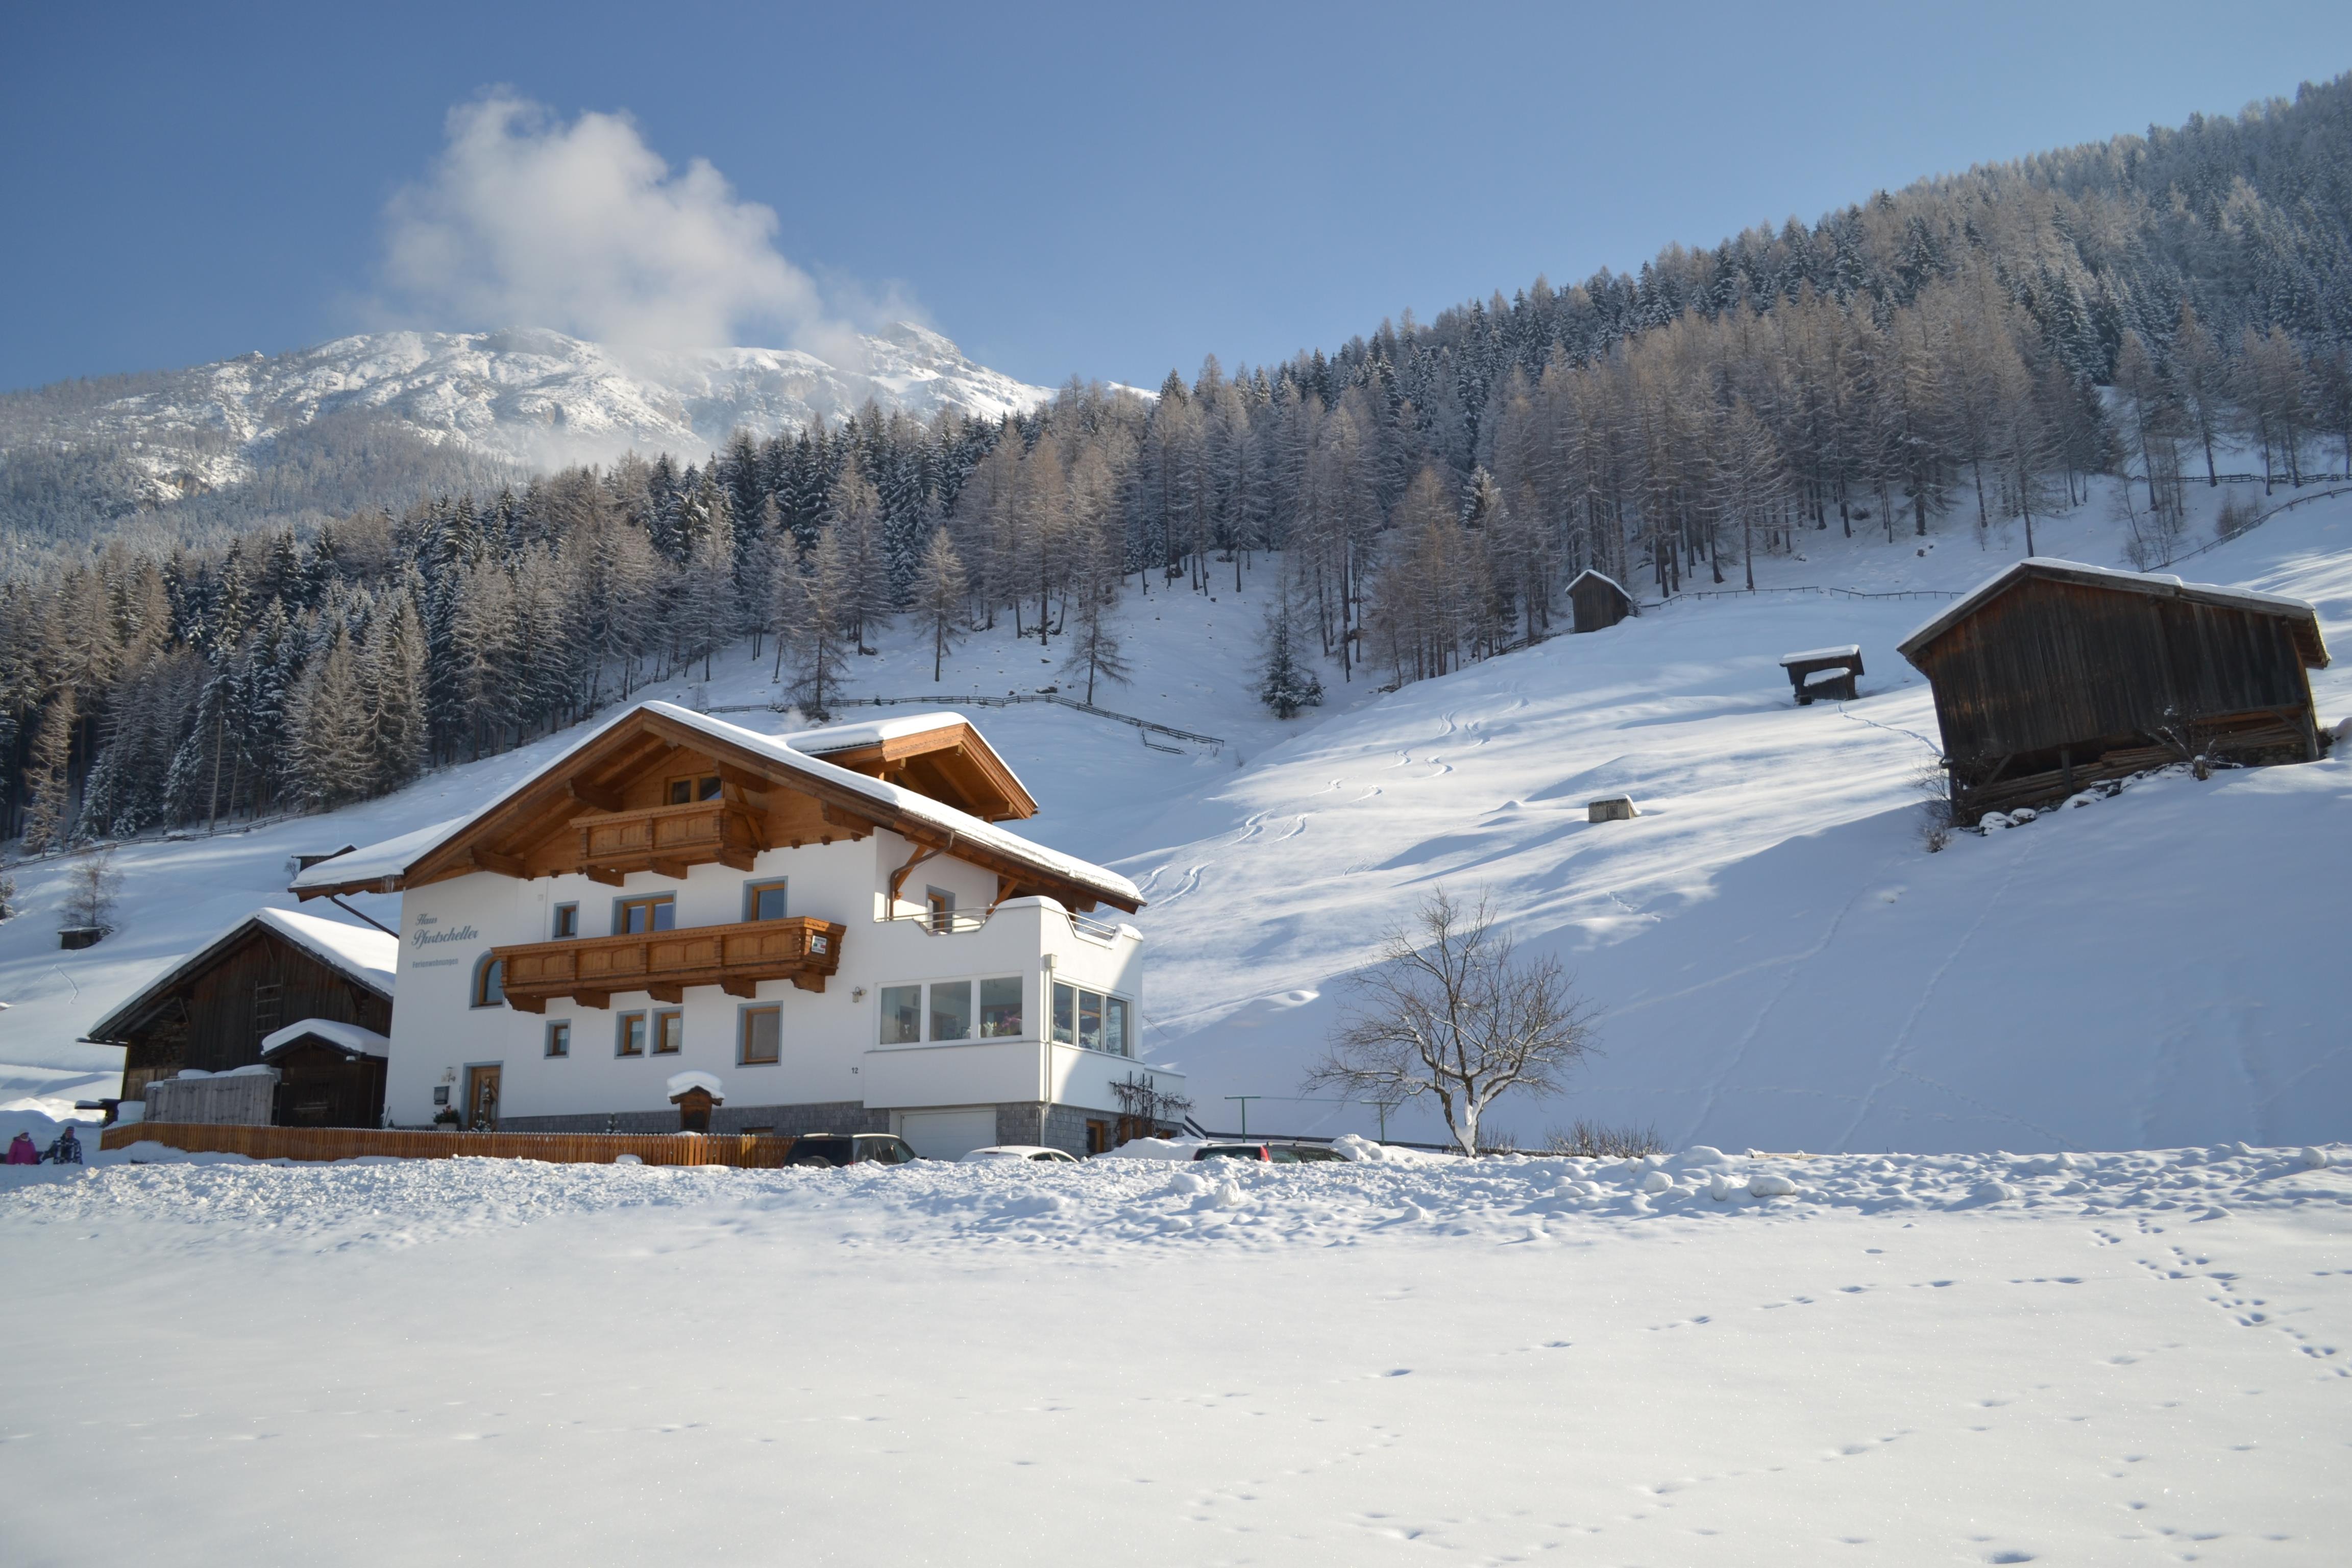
left=1897, top=558, right=2329, bottom=669
left=84, top=908, right=398, bottom=1044
left=288, top=701, right=1141, bottom=911
left=1566, top=568, right=1630, bottom=599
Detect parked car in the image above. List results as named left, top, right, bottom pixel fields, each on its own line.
left=1193, top=1141, right=1352, bottom=1164
left=787, top=1133, right=919, bottom=1168
left=1266, top=1142, right=1350, bottom=1163
left=961, top=1145, right=1081, bottom=1164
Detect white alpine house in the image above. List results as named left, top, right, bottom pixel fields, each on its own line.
left=289, top=702, right=1178, bottom=1157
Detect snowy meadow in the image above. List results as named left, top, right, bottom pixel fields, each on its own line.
left=4, top=1143, right=2349, bottom=1565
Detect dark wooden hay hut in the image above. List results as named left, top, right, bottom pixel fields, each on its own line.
left=83, top=908, right=397, bottom=1104
left=1896, top=558, right=2329, bottom=823
left=1566, top=569, right=1633, bottom=633
left=260, top=1021, right=391, bottom=1128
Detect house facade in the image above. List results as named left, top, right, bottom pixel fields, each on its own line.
left=290, top=703, right=1182, bottom=1159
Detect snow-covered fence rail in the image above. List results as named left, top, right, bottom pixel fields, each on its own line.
left=706, top=695, right=1227, bottom=749
left=104, top=1123, right=808, bottom=1167
left=2157, top=484, right=2352, bottom=570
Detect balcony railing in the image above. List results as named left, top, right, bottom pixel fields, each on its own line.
left=575, top=801, right=763, bottom=883
left=492, top=916, right=845, bottom=1011
left=876, top=905, right=1132, bottom=942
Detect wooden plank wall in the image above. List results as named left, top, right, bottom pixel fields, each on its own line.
left=1922, top=577, right=2315, bottom=763
left=102, top=1122, right=803, bottom=1167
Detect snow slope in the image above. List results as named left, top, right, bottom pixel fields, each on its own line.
left=1, top=1144, right=2346, bottom=1564
left=1128, top=496, right=2352, bottom=1152
left=0, top=322, right=1052, bottom=498
left=2, top=481, right=2345, bottom=1152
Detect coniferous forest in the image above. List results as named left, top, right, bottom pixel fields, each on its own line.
left=5, top=78, right=2351, bottom=848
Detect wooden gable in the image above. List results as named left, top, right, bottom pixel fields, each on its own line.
left=800, top=721, right=1038, bottom=821
left=295, top=707, right=1138, bottom=913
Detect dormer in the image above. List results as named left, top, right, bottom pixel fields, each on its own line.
left=781, top=712, right=1038, bottom=822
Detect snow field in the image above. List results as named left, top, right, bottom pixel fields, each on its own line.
left=3, top=1149, right=2348, bottom=1564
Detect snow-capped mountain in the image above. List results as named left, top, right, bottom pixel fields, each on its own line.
left=7, top=323, right=1052, bottom=500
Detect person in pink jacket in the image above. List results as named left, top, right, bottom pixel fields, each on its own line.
left=5, top=1131, right=37, bottom=1164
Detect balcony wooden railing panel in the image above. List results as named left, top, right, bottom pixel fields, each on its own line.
left=493, top=916, right=845, bottom=1010
left=575, top=801, right=763, bottom=882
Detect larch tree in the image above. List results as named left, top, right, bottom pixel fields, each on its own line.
left=914, top=527, right=967, bottom=683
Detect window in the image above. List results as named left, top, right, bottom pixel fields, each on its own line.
left=551, top=903, right=578, bottom=939
left=978, top=976, right=1023, bottom=1037
left=472, top=956, right=504, bottom=1008
left=545, top=1021, right=571, bottom=1058
left=668, top=774, right=722, bottom=804
left=744, top=880, right=788, bottom=922
left=741, top=1006, right=780, bottom=1065
left=616, top=894, right=675, bottom=935
left=652, top=1009, right=683, bottom=1056
left=925, top=886, right=954, bottom=932
left=617, top=1012, right=647, bottom=1057
left=878, top=985, right=922, bottom=1044
left=929, top=980, right=972, bottom=1041
left=1052, top=984, right=1129, bottom=1055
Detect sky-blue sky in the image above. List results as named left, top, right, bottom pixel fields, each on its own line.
left=5, top=2, right=2349, bottom=395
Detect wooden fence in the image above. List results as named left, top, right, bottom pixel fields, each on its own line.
left=102, top=1122, right=803, bottom=1168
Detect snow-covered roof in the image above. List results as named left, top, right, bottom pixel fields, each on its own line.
left=1567, top=568, right=1630, bottom=598
left=666, top=1070, right=725, bottom=1100
left=291, top=701, right=1141, bottom=910
left=781, top=710, right=970, bottom=754
left=84, top=908, right=398, bottom=1044
left=1898, top=557, right=2330, bottom=666
left=260, top=1018, right=391, bottom=1059
left=1780, top=645, right=1861, bottom=666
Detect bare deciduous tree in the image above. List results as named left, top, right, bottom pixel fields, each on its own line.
left=1305, top=888, right=1597, bottom=1155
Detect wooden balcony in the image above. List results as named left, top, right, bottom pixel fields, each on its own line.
left=575, top=801, right=764, bottom=884
left=492, top=917, right=846, bottom=1011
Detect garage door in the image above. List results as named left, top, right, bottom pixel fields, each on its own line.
left=898, top=1108, right=999, bottom=1160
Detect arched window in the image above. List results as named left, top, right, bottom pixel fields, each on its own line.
left=472, top=955, right=505, bottom=1009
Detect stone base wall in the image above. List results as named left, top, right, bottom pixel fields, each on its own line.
left=500, top=1099, right=887, bottom=1137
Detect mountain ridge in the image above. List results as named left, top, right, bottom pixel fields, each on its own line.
left=0, top=322, right=1052, bottom=514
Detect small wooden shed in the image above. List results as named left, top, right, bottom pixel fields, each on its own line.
left=1566, top=569, right=1633, bottom=633
left=1897, top=557, right=2330, bottom=822
left=260, top=1020, right=391, bottom=1128
left=82, top=908, right=397, bottom=1104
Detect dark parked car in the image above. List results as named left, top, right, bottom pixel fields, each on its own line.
left=788, top=1134, right=919, bottom=1168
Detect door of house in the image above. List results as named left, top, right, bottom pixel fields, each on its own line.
left=465, top=1064, right=502, bottom=1132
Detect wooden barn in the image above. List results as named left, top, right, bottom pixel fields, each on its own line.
left=1897, top=558, right=2330, bottom=823
left=83, top=907, right=397, bottom=1117
left=1566, top=569, right=1633, bottom=633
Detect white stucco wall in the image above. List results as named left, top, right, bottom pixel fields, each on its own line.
left=380, top=827, right=1162, bottom=1126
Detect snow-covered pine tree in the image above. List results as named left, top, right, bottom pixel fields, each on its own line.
left=287, top=621, right=372, bottom=809
left=366, top=586, right=430, bottom=795
left=826, top=462, right=891, bottom=654
left=20, top=687, right=78, bottom=852
left=1057, top=529, right=1130, bottom=704
left=786, top=528, right=851, bottom=718
left=915, top=527, right=967, bottom=683
left=1255, top=586, right=1323, bottom=719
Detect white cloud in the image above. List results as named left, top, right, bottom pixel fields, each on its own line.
left=381, top=92, right=854, bottom=353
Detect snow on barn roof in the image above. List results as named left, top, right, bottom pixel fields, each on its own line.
left=260, top=1018, right=391, bottom=1059
left=1780, top=645, right=1862, bottom=666
left=1898, top=557, right=2330, bottom=667
left=1566, top=568, right=1630, bottom=597
left=290, top=701, right=1141, bottom=910
left=84, top=907, right=397, bottom=1044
